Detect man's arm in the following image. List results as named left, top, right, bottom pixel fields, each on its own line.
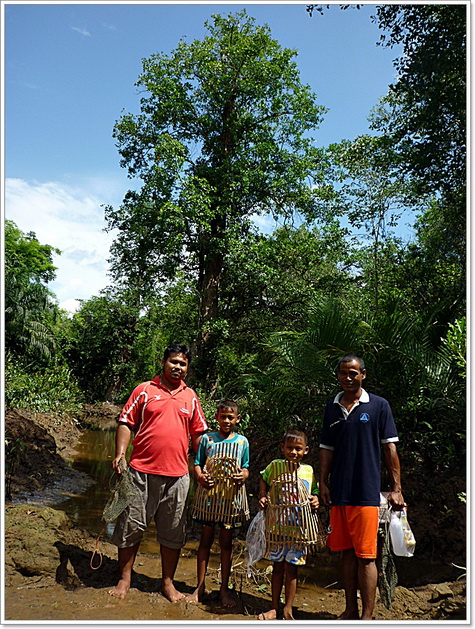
left=319, top=448, right=334, bottom=506
left=191, top=431, right=205, bottom=454
left=112, top=424, right=132, bottom=473
left=382, top=442, right=405, bottom=509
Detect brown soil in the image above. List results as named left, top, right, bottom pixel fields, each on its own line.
left=4, top=406, right=467, bottom=622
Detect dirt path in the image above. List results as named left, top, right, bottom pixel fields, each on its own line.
left=4, top=406, right=467, bottom=622
left=4, top=503, right=466, bottom=622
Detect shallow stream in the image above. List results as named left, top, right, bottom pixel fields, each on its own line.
left=54, top=427, right=458, bottom=588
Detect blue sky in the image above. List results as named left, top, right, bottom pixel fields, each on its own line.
left=4, top=1, right=405, bottom=312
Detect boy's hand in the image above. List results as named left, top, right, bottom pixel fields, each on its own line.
left=198, top=472, right=214, bottom=489
left=258, top=495, right=268, bottom=510
left=309, top=495, right=320, bottom=512
left=232, top=468, right=248, bottom=485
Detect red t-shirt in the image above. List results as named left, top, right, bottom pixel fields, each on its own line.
left=118, top=376, right=208, bottom=477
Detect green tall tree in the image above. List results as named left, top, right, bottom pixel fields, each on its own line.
left=326, top=132, right=428, bottom=312
left=105, top=10, right=328, bottom=385
left=373, top=4, right=466, bottom=198
left=371, top=3, right=466, bottom=301
left=4, top=220, right=60, bottom=362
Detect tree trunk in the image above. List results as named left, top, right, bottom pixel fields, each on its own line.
left=189, top=213, right=225, bottom=389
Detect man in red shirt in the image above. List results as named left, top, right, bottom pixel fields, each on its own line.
left=108, top=344, right=208, bottom=602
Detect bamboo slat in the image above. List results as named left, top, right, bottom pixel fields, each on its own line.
left=264, top=460, right=326, bottom=553
left=191, top=440, right=250, bottom=526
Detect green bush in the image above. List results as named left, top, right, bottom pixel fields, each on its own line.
left=5, top=354, right=84, bottom=414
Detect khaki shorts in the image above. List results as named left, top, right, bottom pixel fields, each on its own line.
left=111, top=467, right=190, bottom=549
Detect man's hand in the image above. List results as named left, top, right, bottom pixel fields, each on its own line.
left=112, top=456, right=126, bottom=474
left=319, top=483, right=332, bottom=506
left=388, top=490, right=405, bottom=510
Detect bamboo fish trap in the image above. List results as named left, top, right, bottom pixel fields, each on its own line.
left=191, top=440, right=250, bottom=526
left=265, top=460, right=326, bottom=553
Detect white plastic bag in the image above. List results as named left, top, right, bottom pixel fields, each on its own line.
left=379, top=492, right=390, bottom=523
left=246, top=510, right=267, bottom=577
left=389, top=507, right=416, bottom=557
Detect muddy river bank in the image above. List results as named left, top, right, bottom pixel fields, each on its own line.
left=4, top=406, right=467, bottom=622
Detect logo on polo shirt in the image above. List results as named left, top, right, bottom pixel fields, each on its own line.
left=180, top=407, right=190, bottom=414
left=360, top=412, right=370, bottom=423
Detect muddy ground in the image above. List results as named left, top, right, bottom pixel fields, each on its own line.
left=4, top=406, right=467, bottom=622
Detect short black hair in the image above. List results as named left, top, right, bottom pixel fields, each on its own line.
left=217, top=399, right=239, bottom=412
left=281, top=428, right=308, bottom=446
left=337, top=354, right=365, bottom=372
left=163, top=344, right=191, bottom=362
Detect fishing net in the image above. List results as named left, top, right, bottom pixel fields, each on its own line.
left=90, top=457, right=140, bottom=570
left=377, top=521, right=398, bottom=609
left=102, top=458, right=140, bottom=523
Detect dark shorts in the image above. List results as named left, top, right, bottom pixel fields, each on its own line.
left=192, top=517, right=242, bottom=530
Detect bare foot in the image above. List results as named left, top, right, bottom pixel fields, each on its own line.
left=184, top=586, right=204, bottom=604
left=337, top=610, right=360, bottom=620
left=258, top=609, right=277, bottom=620
left=161, top=582, right=186, bottom=603
left=283, top=605, right=294, bottom=620
left=108, top=579, right=130, bottom=599
left=220, top=587, right=237, bottom=608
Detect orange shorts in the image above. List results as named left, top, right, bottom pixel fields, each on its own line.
left=327, top=506, right=379, bottom=559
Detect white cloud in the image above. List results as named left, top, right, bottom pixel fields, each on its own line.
left=59, top=298, right=82, bottom=316
left=5, top=178, right=119, bottom=312
left=251, top=212, right=280, bottom=234
left=71, top=26, right=91, bottom=37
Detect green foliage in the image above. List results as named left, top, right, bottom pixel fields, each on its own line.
left=4, top=221, right=61, bottom=364
left=441, top=318, right=466, bottom=375
left=373, top=4, right=466, bottom=196
left=5, top=353, right=84, bottom=414
left=370, top=4, right=466, bottom=300
left=106, top=9, right=329, bottom=382
left=4, top=219, right=60, bottom=283
left=66, top=289, right=143, bottom=402
left=237, top=297, right=465, bottom=469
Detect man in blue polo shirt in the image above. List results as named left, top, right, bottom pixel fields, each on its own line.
left=319, top=354, right=405, bottom=620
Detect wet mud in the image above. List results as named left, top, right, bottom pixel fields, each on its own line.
left=4, top=407, right=467, bottom=622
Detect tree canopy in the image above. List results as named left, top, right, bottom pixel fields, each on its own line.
left=105, top=9, right=329, bottom=381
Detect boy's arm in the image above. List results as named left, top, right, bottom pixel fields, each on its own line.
left=232, top=439, right=250, bottom=484
left=309, top=469, right=320, bottom=511
left=259, top=477, right=269, bottom=510
left=195, top=464, right=214, bottom=489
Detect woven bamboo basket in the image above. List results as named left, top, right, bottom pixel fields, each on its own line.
left=264, top=460, right=326, bottom=553
left=191, top=440, right=249, bottom=526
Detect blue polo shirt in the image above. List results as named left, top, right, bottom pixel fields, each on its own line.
left=319, top=390, right=398, bottom=506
